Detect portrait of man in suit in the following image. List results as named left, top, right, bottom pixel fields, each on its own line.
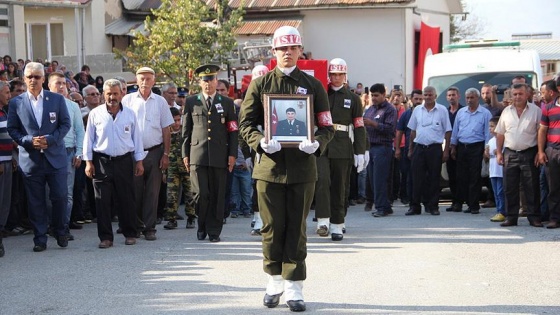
left=7, top=62, right=71, bottom=252
left=275, top=107, right=307, bottom=137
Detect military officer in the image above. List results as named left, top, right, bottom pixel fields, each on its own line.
left=314, top=58, right=367, bottom=241
left=239, top=25, right=334, bottom=312
left=275, top=107, right=307, bottom=136
left=182, top=64, right=238, bottom=243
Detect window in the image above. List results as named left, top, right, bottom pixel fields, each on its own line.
left=546, top=62, right=556, bottom=75
left=25, top=23, right=64, bottom=61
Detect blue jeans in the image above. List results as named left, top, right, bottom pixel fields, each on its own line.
left=490, top=177, right=505, bottom=215
left=46, top=148, right=75, bottom=228
left=368, top=145, right=392, bottom=212
left=230, top=167, right=253, bottom=215
left=357, top=169, right=367, bottom=199
left=539, top=165, right=549, bottom=219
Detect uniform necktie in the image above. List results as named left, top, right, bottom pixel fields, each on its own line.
left=207, top=97, right=212, bottom=110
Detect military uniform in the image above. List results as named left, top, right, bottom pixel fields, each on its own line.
left=182, top=93, right=238, bottom=239
left=315, top=86, right=366, bottom=227
left=164, top=129, right=195, bottom=222
left=276, top=118, right=307, bottom=136
left=239, top=67, right=334, bottom=281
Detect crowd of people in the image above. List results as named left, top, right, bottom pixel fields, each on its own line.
left=1, top=24, right=560, bottom=312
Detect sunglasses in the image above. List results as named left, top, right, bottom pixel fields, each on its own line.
left=26, top=75, right=43, bottom=80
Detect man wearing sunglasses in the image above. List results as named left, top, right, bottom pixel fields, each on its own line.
left=7, top=62, right=71, bottom=253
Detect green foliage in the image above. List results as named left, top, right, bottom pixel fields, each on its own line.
left=114, top=0, right=244, bottom=88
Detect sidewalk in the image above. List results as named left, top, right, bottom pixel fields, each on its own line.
left=1, top=201, right=559, bottom=314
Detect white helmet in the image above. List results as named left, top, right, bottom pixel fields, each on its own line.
left=272, top=26, right=302, bottom=49
left=251, top=65, right=269, bottom=80
left=328, top=58, right=347, bottom=74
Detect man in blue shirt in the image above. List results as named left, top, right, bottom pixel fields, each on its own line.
left=450, top=88, right=491, bottom=214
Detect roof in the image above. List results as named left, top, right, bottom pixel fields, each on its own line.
left=121, top=0, right=413, bottom=12
left=105, top=18, right=145, bottom=36
left=520, top=39, right=560, bottom=61
left=1, top=0, right=91, bottom=6
left=235, top=19, right=301, bottom=36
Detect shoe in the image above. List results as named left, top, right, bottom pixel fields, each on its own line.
left=243, top=213, right=252, bottom=218
left=364, top=202, right=373, bottom=212
left=197, top=231, right=207, bottom=240
left=519, top=210, right=528, bottom=217
left=286, top=300, right=306, bottom=312
left=528, top=219, right=543, bottom=227
left=223, top=218, right=227, bottom=224
left=405, top=209, right=421, bottom=216
left=470, top=209, right=480, bottom=214
left=116, top=228, right=122, bottom=234
left=481, top=200, right=495, bottom=208
left=430, top=209, right=440, bottom=215
left=331, top=233, right=343, bottom=241
left=546, top=220, right=560, bottom=229
left=125, top=237, right=136, bottom=245
left=164, top=220, right=177, bottom=230
left=342, top=227, right=346, bottom=234
left=400, top=198, right=410, bottom=205
left=251, top=220, right=256, bottom=228
left=349, top=199, right=357, bottom=206
left=67, top=233, right=75, bottom=241
left=75, top=219, right=86, bottom=224
left=490, top=213, right=506, bottom=222
left=463, top=209, right=471, bottom=213
left=69, top=222, right=83, bottom=230
left=356, top=197, right=366, bottom=204
left=156, top=217, right=163, bottom=225
left=251, top=229, right=261, bottom=236
left=230, top=213, right=238, bottom=218
left=263, top=293, right=282, bottom=308
left=316, top=225, right=329, bottom=237
left=186, top=218, right=195, bottom=229
left=98, top=240, right=113, bottom=249
left=144, top=231, right=157, bottom=241
left=57, top=235, right=69, bottom=248
left=176, top=214, right=184, bottom=220
left=0, top=243, right=4, bottom=257
left=33, top=244, right=47, bottom=252
left=372, top=210, right=387, bottom=217
left=112, top=216, right=119, bottom=223
left=386, top=209, right=393, bottom=215
left=312, top=217, right=317, bottom=222
left=209, top=235, right=220, bottom=242
left=500, top=220, right=518, bottom=227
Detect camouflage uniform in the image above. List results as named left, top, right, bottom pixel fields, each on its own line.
left=164, top=130, right=195, bottom=221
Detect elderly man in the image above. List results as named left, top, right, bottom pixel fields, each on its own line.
left=496, top=83, right=542, bottom=227
left=47, top=72, right=85, bottom=236
left=450, top=88, right=491, bottom=214
left=84, top=79, right=145, bottom=248
left=162, top=82, right=181, bottom=110
left=7, top=62, right=71, bottom=252
left=122, top=67, right=174, bottom=241
left=405, top=86, right=451, bottom=216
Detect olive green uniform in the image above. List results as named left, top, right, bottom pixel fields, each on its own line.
left=182, top=93, right=238, bottom=238
left=164, top=129, right=195, bottom=220
left=315, top=86, right=367, bottom=224
left=239, top=67, right=334, bottom=281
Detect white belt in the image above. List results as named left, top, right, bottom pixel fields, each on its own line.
left=333, top=124, right=349, bottom=132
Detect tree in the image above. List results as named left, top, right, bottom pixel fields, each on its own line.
left=114, top=0, right=244, bottom=88
left=450, top=0, right=486, bottom=43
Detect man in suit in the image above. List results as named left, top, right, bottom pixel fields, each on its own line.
left=275, top=108, right=307, bottom=137
left=182, top=64, right=238, bottom=243
left=7, top=62, right=71, bottom=252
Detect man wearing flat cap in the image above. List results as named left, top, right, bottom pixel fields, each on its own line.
left=122, top=66, right=174, bottom=241
left=182, top=64, right=238, bottom=243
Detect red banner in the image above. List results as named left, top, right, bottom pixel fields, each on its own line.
left=271, top=104, right=278, bottom=135
left=415, top=22, right=440, bottom=89
left=269, top=59, right=329, bottom=90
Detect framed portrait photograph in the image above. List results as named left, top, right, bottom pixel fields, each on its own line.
left=263, top=94, right=314, bottom=148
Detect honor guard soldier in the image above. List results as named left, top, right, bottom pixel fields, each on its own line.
left=314, top=58, right=367, bottom=241
left=239, top=25, right=334, bottom=312
left=182, top=64, right=238, bottom=243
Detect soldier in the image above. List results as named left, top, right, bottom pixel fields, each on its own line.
left=239, top=25, right=334, bottom=312
left=314, top=58, right=367, bottom=241
left=163, top=107, right=196, bottom=230
left=182, top=64, right=238, bottom=243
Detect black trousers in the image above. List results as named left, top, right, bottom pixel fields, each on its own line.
left=190, top=165, right=227, bottom=237
left=446, top=156, right=459, bottom=205
left=545, top=147, right=560, bottom=221
left=456, top=141, right=485, bottom=211
left=92, top=153, right=138, bottom=241
left=410, top=143, right=442, bottom=212
left=503, top=147, right=540, bottom=221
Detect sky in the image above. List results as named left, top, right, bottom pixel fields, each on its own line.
left=461, top=0, right=560, bottom=40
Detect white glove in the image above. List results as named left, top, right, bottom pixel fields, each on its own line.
left=354, top=154, right=365, bottom=173
left=260, top=138, right=281, bottom=154
left=363, top=152, right=370, bottom=170
left=245, top=157, right=253, bottom=171
left=299, top=139, right=320, bottom=154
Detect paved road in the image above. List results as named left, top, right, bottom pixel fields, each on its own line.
left=2, top=201, right=560, bottom=315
